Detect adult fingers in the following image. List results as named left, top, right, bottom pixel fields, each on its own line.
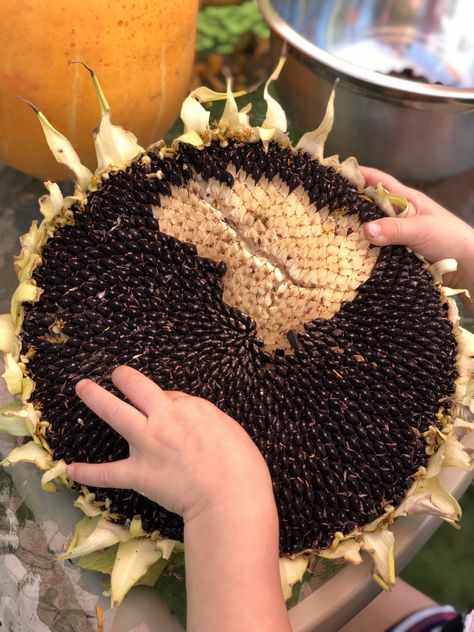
left=112, top=366, right=170, bottom=417
left=76, top=378, right=146, bottom=444
left=66, top=458, right=133, bottom=489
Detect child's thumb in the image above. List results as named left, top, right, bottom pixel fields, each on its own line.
left=363, top=215, right=420, bottom=249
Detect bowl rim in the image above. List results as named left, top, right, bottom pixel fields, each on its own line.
left=256, top=0, right=474, bottom=102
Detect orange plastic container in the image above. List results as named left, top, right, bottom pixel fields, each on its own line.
left=0, top=0, right=198, bottom=181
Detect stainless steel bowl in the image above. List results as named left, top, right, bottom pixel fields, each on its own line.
left=257, top=0, right=474, bottom=182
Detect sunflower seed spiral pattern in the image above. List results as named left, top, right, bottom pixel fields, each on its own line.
left=21, top=140, right=458, bottom=554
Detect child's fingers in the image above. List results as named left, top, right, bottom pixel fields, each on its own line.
left=66, top=458, right=132, bottom=489
left=166, top=391, right=192, bottom=402
left=364, top=216, right=422, bottom=249
left=76, top=378, right=146, bottom=444
left=359, top=166, right=428, bottom=212
left=112, top=366, right=170, bottom=417
left=359, top=166, right=404, bottom=193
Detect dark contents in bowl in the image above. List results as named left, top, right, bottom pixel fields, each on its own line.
left=386, top=68, right=443, bottom=85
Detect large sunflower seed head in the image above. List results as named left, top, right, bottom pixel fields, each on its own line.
left=2, top=60, right=473, bottom=602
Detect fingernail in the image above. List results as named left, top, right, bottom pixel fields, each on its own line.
left=365, top=222, right=382, bottom=238
left=75, top=378, right=91, bottom=394
left=406, top=203, right=417, bottom=217
left=66, top=464, right=75, bottom=478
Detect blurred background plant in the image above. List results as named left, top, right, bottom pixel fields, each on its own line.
left=195, top=0, right=271, bottom=91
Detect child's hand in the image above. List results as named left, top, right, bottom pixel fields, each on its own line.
left=68, top=367, right=289, bottom=630
left=66, top=365, right=272, bottom=525
left=360, top=166, right=474, bottom=304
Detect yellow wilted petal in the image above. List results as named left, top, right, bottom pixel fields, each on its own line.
left=180, top=86, right=244, bottom=135
left=63, top=193, right=84, bottom=211
left=29, top=104, right=93, bottom=190
left=258, top=127, right=277, bottom=143
left=339, top=156, right=365, bottom=192
left=39, top=182, right=64, bottom=222
left=453, top=416, right=474, bottom=431
left=155, top=539, right=180, bottom=560
left=429, top=259, right=458, bottom=284
left=94, top=111, right=144, bottom=175
left=296, top=82, right=337, bottom=160
left=442, top=435, right=473, bottom=471
left=0, top=401, right=30, bottom=436
left=279, top=556, right=309, bottom=601
left=394, top=477, right=461, bottom=523
left=41, top=460, right=67, bottom=491
left=14, top=222, right=45, bottom=277
left=73, top=493, right=102, bottom=517
left=261, top=57, right=287, bottom=133
left=60, top=516, right=132, bottom=560
left=2, top=354, right=24, bottom=395
left=16, top=253, right=41, bottom=283
left=426, top=447, right=445, bottom=478
left=238, top=102, right=252, bottom=127
left=360, top=529, right=395, bottom=590
left=79, top=59, right=145, bottom=173
left=181, top=94, right=211, bottom=134
left=365, top=183, right=409, bottom=217
left=71, top=60, right=110, bottom=114
left=220, top=79, right=249, bottom=131
left=422, top=478, right=462, bottom=522
left=68, top=515, right=101, bottom=551
left=18, top=220, right=44, bottom=255
left=319, top=538, right=363, bottom=565
left=458, top=327, right=474, bottom=357
left=0, top=314, right=16, bottom=354
left=129, top=516, right=146, bottom=538
left=11, top=282, right=41, bottom=324
left=111, top=538, right=164, bottom=606
left=21, top=376, right=35, bottom=401
left=174, top=130, right=205, bottom=148
left=444, top=287, right=469, bottom=297
left=1, top=440, right=51, bottom=469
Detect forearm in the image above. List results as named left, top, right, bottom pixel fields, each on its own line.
left=184, top=480, right=292, bottom=632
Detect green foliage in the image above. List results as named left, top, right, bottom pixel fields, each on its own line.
left=164, top=82, right=278, bottom=146
left=285, top=571, right=312, bottom=609
left=401, top=482, right=474, bottom=612
left=154, top=554, right=187, bottom=629
left=0, top=467, right=13, bottom=495
left=172, top=81, right=299, bottom=144
left=15, top=502, right=34, bottom=527
left=77, top=543, right=118, bottom=575
left=206, top=81, right=268, bottom=127
left=197, top=1, right=270, bottom=54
